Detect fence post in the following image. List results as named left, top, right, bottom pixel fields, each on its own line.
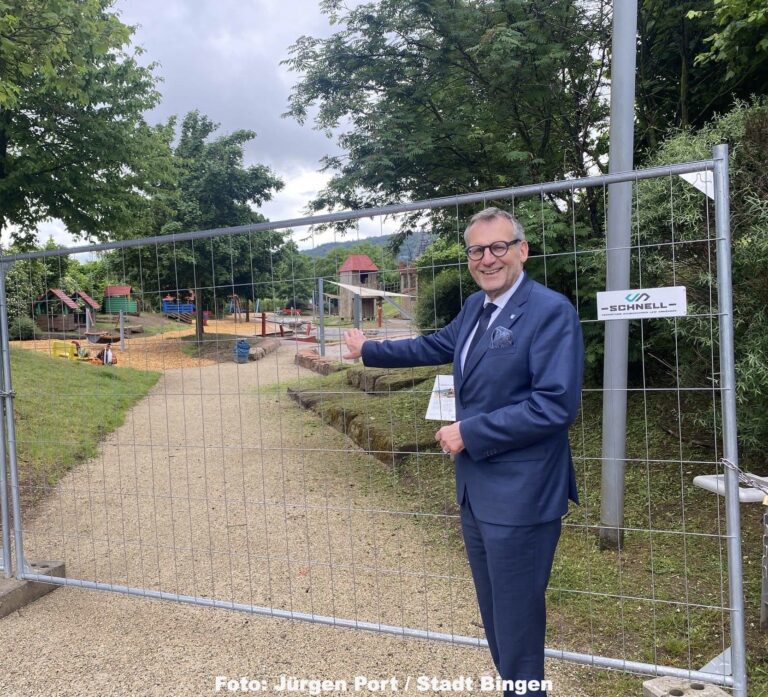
left=353, top=294, right=362, bottom=330
left=0, top=284, right=10, bottom=576
left=317, top=277, right=325, bottom=357
left=713, top=143, right=747, bottom=697
left=0, top=263, right=26, bottom=578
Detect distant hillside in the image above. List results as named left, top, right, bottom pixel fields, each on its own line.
left=301, top=231, right=434, bottom=262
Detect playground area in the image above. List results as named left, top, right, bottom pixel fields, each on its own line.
left=11, top=313, right=313, bottom=371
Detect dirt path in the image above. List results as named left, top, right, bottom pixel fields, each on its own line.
left=0, top=346, right=588, bottom=697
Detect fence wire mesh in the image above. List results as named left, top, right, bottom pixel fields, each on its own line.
left=0, top=152, right=753, bottom=694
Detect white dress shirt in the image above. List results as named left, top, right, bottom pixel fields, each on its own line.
left=460, top=272, right=525, bottom=372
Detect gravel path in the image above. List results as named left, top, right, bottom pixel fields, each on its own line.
left=0, top=345, right=589, bottom=697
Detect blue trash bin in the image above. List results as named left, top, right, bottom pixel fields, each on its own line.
left=234, top=339, right=250, bottom=364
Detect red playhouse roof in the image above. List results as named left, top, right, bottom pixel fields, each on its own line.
left=36, top=288, right=78, bottom=311
left=72, top=290, right=101, bottom=310
left=338, top=254, right=379, bottom=273
left=104, top=285, right=132, bottom=296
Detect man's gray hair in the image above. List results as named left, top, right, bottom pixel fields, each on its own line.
left=464, top=207, right=526, bottom=244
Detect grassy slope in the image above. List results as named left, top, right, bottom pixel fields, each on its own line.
left=10, top=347, right=161, bottom=508
left=284, top=367, right=768, bottom=695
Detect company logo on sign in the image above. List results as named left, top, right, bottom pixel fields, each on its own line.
left=597, top=286, right=687, bottom=320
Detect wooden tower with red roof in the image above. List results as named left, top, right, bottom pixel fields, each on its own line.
left=338, top=254, right=379, bottom=319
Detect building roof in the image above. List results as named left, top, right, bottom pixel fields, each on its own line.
left=104, top=285, right=132, bottom=296
left=338, top=254, right=379, bottom=273
left=72, top=290, right=101, bottom=310
left=35, top=288, right=77, bottom=310
left=35, top=288, right=79, bottom=311
left=330, top=281, right=412, bottom=299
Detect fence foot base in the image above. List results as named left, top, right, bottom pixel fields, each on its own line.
left=643, top=676, right=730, bottom=696
left=0, top=560, right=65, bottom=619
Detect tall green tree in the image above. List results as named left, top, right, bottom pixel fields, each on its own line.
left=285, top=0, right=610, bottom=236
left=284, top=0, right=609, bottom=336
left=270, top=240, right=315, bottom=308
left=689, top=0, right=768, bottom=84
left=635, top=0, right=768, bottom=156
left=0, top=0, right=173, bottom=246
left=117, top=111, right=285, bottom=340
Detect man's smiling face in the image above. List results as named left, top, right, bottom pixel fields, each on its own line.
left=466, top=217, right=529, bottom=301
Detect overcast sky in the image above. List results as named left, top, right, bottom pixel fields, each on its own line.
left=30, top=0, right=394, bottom=251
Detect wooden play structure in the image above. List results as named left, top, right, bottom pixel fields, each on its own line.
left=161, top=292, right=195, bottom=323
left=338, top=254, right=379, bottom=319
left=103, top=285, right=139, bottom=315
left=33, top=289, right=79, bottom=331
left=71, top=291, right=101, bottom=324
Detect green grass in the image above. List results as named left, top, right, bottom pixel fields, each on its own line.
left=282, top=368, right=768, bottom=696
left=308, top=312, right=402, bottom=328
left=11, top=347, right=160, bottom=509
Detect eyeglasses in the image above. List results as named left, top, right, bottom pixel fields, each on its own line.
left=465, top=239, right=522, bottom=261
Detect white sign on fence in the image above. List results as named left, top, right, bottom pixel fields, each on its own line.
left=597, top=286, right=688, bottom=321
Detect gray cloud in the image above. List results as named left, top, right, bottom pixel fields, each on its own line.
left=1, top=2, right=395, bottom=251
left=119, top=0, right=340, bottom=172
left=116, top=0, right=398, bottom=245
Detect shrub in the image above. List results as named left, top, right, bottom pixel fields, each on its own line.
left=8, top=316, right=36, bottom=340
left=635, top=99, right=768, bottom=463
left=414, top=238, right=473, bottom=334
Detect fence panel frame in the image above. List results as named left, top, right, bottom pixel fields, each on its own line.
left=0, top=145, right=747, bottom=694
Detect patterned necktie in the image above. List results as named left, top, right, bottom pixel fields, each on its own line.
left=466, top=302, right=497, bottom=360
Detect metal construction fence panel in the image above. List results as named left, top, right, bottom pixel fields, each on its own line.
left=0, top=146, right=751, bottom=695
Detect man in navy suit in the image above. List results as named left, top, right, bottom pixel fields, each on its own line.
left=344, top=207, right=584, bottom=696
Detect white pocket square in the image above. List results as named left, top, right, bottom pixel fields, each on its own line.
left=490, top=326, right=514, bottom=349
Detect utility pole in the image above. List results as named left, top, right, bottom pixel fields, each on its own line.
left=600, top=0, right=638, bottom=550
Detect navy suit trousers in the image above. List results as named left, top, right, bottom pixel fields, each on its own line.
left=460, top=495, right=561, bottom=697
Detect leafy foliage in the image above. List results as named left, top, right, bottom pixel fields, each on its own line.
left=630, top=100, right=768, bottom=462
left=113, top=111, right=284, bottom=338
left=635, top=0, right=749, bottom=154
left=285, top=0, right=609, bottom=235
left=310, top=239, right=399, bottom=286
left=271, top=240, right=315, bottom=308
left=7, top=314, right=35, bottom=340
left=688, top=0, right=768, bottom=83
left=0, top=0, right=174, bottom=245
left=3, top=237, right=108, bottom=327
left=414, top=237, right=472, bottom=333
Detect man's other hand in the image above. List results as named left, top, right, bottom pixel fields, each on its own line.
left=435, top=422, right=465, bottom=455
left=343, top=329, right=366, bottom=359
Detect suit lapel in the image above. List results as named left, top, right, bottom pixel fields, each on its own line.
left=461, top=276, right=533, bottom=383
left=457, top=295, right=485, bottom=378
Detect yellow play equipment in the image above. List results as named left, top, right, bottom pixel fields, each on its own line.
left=50, top=340, right=90, bottom=361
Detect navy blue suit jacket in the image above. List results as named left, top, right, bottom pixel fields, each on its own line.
left=361, top=275, right=584, bottom=526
